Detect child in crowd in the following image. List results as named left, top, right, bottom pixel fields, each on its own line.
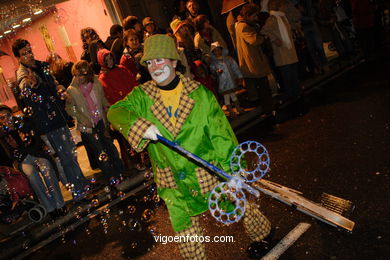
left=210, top=42, right=245, bottom=117
left=191, top=59, right=218, bottom=99
left=120, top=29, right=151, bottom=84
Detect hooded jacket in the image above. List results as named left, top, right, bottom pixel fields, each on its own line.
left=97, top=49, right=138, bottom=105
left=210, top=45, right=243, bottom=93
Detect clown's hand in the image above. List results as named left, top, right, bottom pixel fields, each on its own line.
left=143, top=125, right=161, bottom=141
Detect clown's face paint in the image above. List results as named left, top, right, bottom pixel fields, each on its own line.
left=146, top=58, right=177, bottom=86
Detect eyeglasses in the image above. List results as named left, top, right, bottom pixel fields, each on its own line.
left=20, top=49, right=33, bottom=56
left=0, top=114, right=11, bottom=120
left=76, top=72, right=89, bottom=77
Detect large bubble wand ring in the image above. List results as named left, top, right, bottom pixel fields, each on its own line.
left=157, top=135, right=268, bottom=225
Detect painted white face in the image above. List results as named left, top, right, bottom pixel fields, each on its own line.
left=145, top=58, right=177, bottom=86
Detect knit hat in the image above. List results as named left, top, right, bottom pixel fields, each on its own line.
left=170, top=18, right=185, bottom=34
left=140, top=34, right=181, bottom=66
left=210, top=41, right=224, bottom=53
left=142, top=17, right=155, bottom=27
left=0, top=105, right=12, bottom=114
left=109, top=24, right=123, bottom=35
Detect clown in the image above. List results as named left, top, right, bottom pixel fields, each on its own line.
left=108, top=34, right=271, bottom=259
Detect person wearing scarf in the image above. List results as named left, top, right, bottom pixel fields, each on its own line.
left=261, top=0, right=301, bottom=100
left=65, top=61, right=124, bottom=184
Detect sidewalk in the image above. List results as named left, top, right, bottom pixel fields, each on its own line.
left=230, top=52, right=364, bottom=135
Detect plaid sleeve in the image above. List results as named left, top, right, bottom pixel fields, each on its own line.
left=128, top=117, right=153, bottom=152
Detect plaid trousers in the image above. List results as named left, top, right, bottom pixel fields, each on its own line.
left=175, top=203, right=271, bottom=259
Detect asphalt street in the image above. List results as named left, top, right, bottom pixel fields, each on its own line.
left=27, top=44, right=390, bottom=260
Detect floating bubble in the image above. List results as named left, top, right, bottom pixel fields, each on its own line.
left=57, top=89, right=67, bottom=100
left=143, top=196, right=151, bottom=202
left=128, top=219, right=142, bottom=232
left=90, top=178, right=96, bottom=184
left=190, top=189, right=199, bottom=197
left=152, top=194, right=160, bottom=203
left=48, top=111, right=56, bottom=120
left=22, top=106, right=33, bottom=117
left=148, top=183, right=157, bottom=193
left=65, top=183, right=75, bottom=191
left=21, top=87, right=32, bottom=98
left=144, top=171, right=153, bottom=180
left=2, top=125, right=10, bottom=133
left=92, top=199, right=99, bottom=206
left=31, top=93, right=39, bottom=102
left=109, top=177, right=120, bottom=186
left=99, top=152, right=108, bottom=162
left=128, top=205, right=136, bottom=214
left=131, top=241, right=138, bottom=248
left=142, top=209, right=153, bottom=222
left=148, top=225, right=157, bottom=235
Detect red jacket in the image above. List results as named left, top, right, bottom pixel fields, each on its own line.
left=0, top=166, right=33, bottom=203
left=97, top=49, right=138, bottom=105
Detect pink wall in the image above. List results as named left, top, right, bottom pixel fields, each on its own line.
left=0, top=0, right=113, bottom=81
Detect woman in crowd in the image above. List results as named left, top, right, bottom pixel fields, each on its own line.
left=235, top=3, right=274, bottom=112
left=65, top=61, right=124, bottom=184
left=193, top=14, right=227, bottom=64
left=80, top=27, right=107, bottom=74
left=261, top=0, right=301, bottom=100
left=46, top=53, right=74, bottom=88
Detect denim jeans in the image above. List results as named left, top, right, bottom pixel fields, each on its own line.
left=304, top=29, right=328, bottom=68
left=81, top=120, right=124, bottom=181
left=245, top=77, right=274, bottom=113
left=21, top=155, right=65, bottom=213
left=45, top=126, right=88, bottom=197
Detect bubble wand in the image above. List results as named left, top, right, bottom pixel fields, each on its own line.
left=157, top=135, right=355, bottom=232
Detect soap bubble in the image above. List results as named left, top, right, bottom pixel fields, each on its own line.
left=99, top=152, right=108, bottom=162
left=128, top=205, right=136, bottom=214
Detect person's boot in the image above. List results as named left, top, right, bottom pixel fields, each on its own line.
left=234, top=101, right=245, bottom=114
left=56, top=206, right=68, bottom=217
left=247, top=227, right=275, bottom=259
left=227, top=104, right=236, bottom=118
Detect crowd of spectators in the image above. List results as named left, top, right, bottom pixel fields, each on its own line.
left=0, top=0, right=387, bottom=225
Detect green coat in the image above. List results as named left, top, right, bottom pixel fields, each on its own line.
left=107, top=73, right=238, bottom=232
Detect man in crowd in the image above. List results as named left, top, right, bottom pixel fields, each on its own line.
left=13, top=39, right=89, bottom=200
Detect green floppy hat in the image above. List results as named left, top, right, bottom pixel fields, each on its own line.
left=140, top=34, right=181, bottom=66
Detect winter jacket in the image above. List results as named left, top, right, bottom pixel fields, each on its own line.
left=16, top=61, right=68, bottom=135
left=210, top=48, right=243, bottom=93
left=235, top=21, right=272, bottom=78
left=261, top=15, right=299, bottom=67
left=97, top=49, right=138, bottom=105
left=66, top=75, right=110, bottom=132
